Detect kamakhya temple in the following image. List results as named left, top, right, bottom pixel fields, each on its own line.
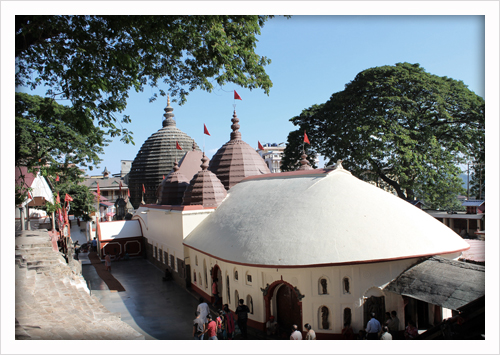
left=96, top=100, right=484, bottom=339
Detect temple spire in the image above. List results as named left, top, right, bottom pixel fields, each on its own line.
left=162, top=94, right=176, bottom=127
left=230, top=110, right=242, bottom=141
left=297, top=150, right=313, bottom=171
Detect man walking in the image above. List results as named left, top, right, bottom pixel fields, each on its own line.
left=290, top=325, right=303, bottom=340
left=193, top=311, right=205, bottom=340
left=365, top=312, right=382, bottom=340
left=387, top=310, right=400, bottom=338
left=235, top=299, right=250, bottom=339
left=197, top=297, right=210, bottom=328
left=203, top=314, right=218, bottom=340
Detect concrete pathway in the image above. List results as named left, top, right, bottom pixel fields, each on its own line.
left=82, top=258, right=202, bottom=340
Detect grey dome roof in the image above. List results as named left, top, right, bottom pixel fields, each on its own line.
left=184, top=166, right=470, bottom=267
left=128, top=98, right=200, bottom=208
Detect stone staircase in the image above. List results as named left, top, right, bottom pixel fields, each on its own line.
left=15, top=230, right=144, bottom=340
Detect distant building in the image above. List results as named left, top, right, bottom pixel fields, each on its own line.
left=83, top=167, right=128, bottom=205
left=256, top=143, right=286, bottom=173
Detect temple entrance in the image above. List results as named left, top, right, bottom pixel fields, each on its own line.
left=363, top=295, right=386, bottom=328
left=276, top=284, right=302, bottom=338
left=211, top=264, right=223, bottom=308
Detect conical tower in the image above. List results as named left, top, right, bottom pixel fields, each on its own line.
left=128, top=96, right=201, bottom=208
left=208, top=110, right=270, bottom=190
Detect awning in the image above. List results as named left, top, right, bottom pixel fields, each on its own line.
left=384, top=256, right=484, bottom=311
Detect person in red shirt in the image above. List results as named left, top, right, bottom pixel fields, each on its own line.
left=212, top=278, right=219, bottom=307
left=204, top=314, right=218, bottom=340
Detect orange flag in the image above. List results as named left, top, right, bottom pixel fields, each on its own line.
left=176, top=141, right=182, bottom=150
left=304, top=130, right=310, bottom=145
left=258, top=141, right=264, bottom=150
left=204, top=124, right=211, bottom=136
left=234, top=90, right=242, bottom=100
left=142, top=184, right=146, bottom=193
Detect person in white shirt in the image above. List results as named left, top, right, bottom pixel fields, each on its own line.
left=380, top=326, right=393, bottom=340
left=290, top=324, right=303, bottom=340
left=304, top=323, right=317, bottom=340
left=197, top=297, right=210, bottom=328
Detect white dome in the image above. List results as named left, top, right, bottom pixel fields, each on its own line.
left=183, top=166, right=470, bottom=267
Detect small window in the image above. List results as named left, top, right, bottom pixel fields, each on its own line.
left=199, top=273, right=202, bottom=287
left=235, top=290, right=239, bottom=307
left=193, top=270, right=197, bottom=283
left=320, top=306, right=330, bottom=330
left=246, top=274, right=252, bottom=284
left=164, top=251, right=168, bottom=264
left=195, top=255, right=198, bottom=266
left=343, top=277, right=350, bottom=294
left=154, top=246, right=157, bottom=259
left=343, top=308, right=352, bottom=326
left=234, top=270, right=238, bottom=281
left=246, top=295, right=254, bottom=314
left=320, top=278, right=328, bottom=295
left=226, top=275, right=230, bottom=303
left=159, top=249, right=163, bottom=263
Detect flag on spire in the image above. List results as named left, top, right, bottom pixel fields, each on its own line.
left=64, top=193, right=73, bottom=202
left=304, top=130, right=310, bottom=145
left=258, top=141, right=264, bottom=150
left=234, top=90, right=242, bottom=100
left=142, top=184, right=146, bottom=193
left=176, top=141, right=182, bottom=150
left=28, top=190, right=33, bottom=200
left=96, top=182, right=101, bottom=198
left=204, top=124, right=211, bottom=136
left=127, top=188, right=130, bottom=198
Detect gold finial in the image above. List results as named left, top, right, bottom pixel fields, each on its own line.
left=167, top=94, right=170, bottom=106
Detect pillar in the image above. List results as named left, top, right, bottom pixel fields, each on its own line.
left=19, top=207, right=25, bottom=231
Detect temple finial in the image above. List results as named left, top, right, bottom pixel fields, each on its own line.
left=230, top=110, right=241, bottom=140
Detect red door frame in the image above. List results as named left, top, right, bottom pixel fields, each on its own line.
left=263, top=280, right=303, bottom=329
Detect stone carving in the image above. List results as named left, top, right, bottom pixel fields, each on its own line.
left=293, top=286, right=305, bottom=301
left=320, top=278, right=327, bottom=294
left=260, top=283, right=270, bottom=296
left=321, top=306, right=329, bottom=329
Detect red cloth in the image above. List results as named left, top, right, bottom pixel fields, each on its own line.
left=234, top=90, right=242, bottom=100
left=226, top=312, right=235, bottom=333
left=304, top=130, right=310, bottom=144
left=206, top=320, right=217, bottom=337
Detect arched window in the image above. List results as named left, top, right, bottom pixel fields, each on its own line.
left=246, top=272, right=252, bottom=285
left=343, top=277, right=351, bottom=294
left=319, top=306, right=330, bottom=330
left=203, top=260, right=208, bottom=289
left=246, top=295, right=253, bottom=314
left=319, top=278, right=328, bottom=295
left=193, top=270, right=197, bottom=283
left=235, top=290, right=239, bottom=307
left=195, top=255, right=198, bottom=266
left=234, top=270, right=239, bottom=281
left=343, top=307, right=352, bottom=326
left=199, top=273, right=202, bottom=287
left=226, top=275, right=230, bottom=303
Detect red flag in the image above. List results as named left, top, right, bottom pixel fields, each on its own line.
left=97, top=182, right=101, bottom=196
left=64, top=193, right=73, bottom=202
left=163, top=175, right=165, bottom=180
left=127, top=188, right=130, bottom=197
left=176, top=141, right=182, bottom=150
left=204, top=124, right=211, bottom=136
left=258, top=141, right=264, bottom=150
left=56, top=192, right=61, bottom=204
left=28, top=190, right=33, bottom=200
left=56, top=175, right=60, bottom=182
left=234, top=90, right=242, bottom=100
left=304, top=130, right=310, bottom=145
left=142, top=184, right=146, bottom=193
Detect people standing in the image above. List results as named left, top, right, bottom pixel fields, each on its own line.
left=380, top=326, right=393, bottom=340
left=365, top=312, right=382, bottom=340
left=235, top=299, right=250, bottom=339
left=404, top=320, right=418, bottom=339
left=290, top=325, right=302, bottom=340
left=212, top=278, right=219, bottom=307
left=91, top=237, right=97, bottom=252
left=341, top=322, right=355, bottom=340
left=304, top=323, right=316, bottom=340
left=266, top=316, right=278, bottom=337
left=104, top=253, right=111, bottom=272
left=387, top=310, right=400, bottom=338
left=216, top=309, right=225, bottom=340
left=193, top=311, right=205, bottom=340
left=197, top=297, right=210, bottom=327
left=224, top=304, right=235, bottom=340
left=203, top=314, right=218, bottom=340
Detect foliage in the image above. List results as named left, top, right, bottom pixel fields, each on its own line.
left=283, top=63, right=485, bottom=209
left=15, top=92, right=108, bottom=177
left=16, top=15, right=275, bottom=143
left=55, top=182, right=96, bottom=221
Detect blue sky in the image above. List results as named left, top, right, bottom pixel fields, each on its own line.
left=15, top=14, right=486, bottom=176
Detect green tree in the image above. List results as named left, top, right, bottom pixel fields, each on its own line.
left=283, top=63, right=485, bottom=209
left=16, top=15, right=275, bottom=142
left=56, top=182, right=96, bottom=222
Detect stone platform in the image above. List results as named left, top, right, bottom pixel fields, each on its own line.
left=15, top=229, right=144, bottom=340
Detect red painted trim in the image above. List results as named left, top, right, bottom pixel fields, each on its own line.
left=183, top=245, right=469, bottom=269
left=142, top=204, right=216, bottom=211
left=191, top=282, right=211, bottom=301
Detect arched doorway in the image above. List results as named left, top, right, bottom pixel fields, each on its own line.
left=211, top=264, right=223, bottom=308
left=263, top=281, right=303, bottom=339
left=363, top=288, right=386, bottom=328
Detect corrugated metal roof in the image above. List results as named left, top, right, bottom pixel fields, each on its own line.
left=462, top=200, right=485, bottom=207
left=384, top=256, right=484, bottom=310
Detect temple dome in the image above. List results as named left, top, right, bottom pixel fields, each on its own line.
left=184, top=164, right=470, bottom=267
left=182, top=154, right=227, bottom=208
left=208, top=110, right=270, bottom=190
left=128, top=97, right=200, bottom=208
left=157, top=161, right=189, bottom=205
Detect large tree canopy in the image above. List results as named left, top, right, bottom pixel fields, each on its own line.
left=15, top=15, right=275, bottom=143
left=283, top=63, right=485, bottom=209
